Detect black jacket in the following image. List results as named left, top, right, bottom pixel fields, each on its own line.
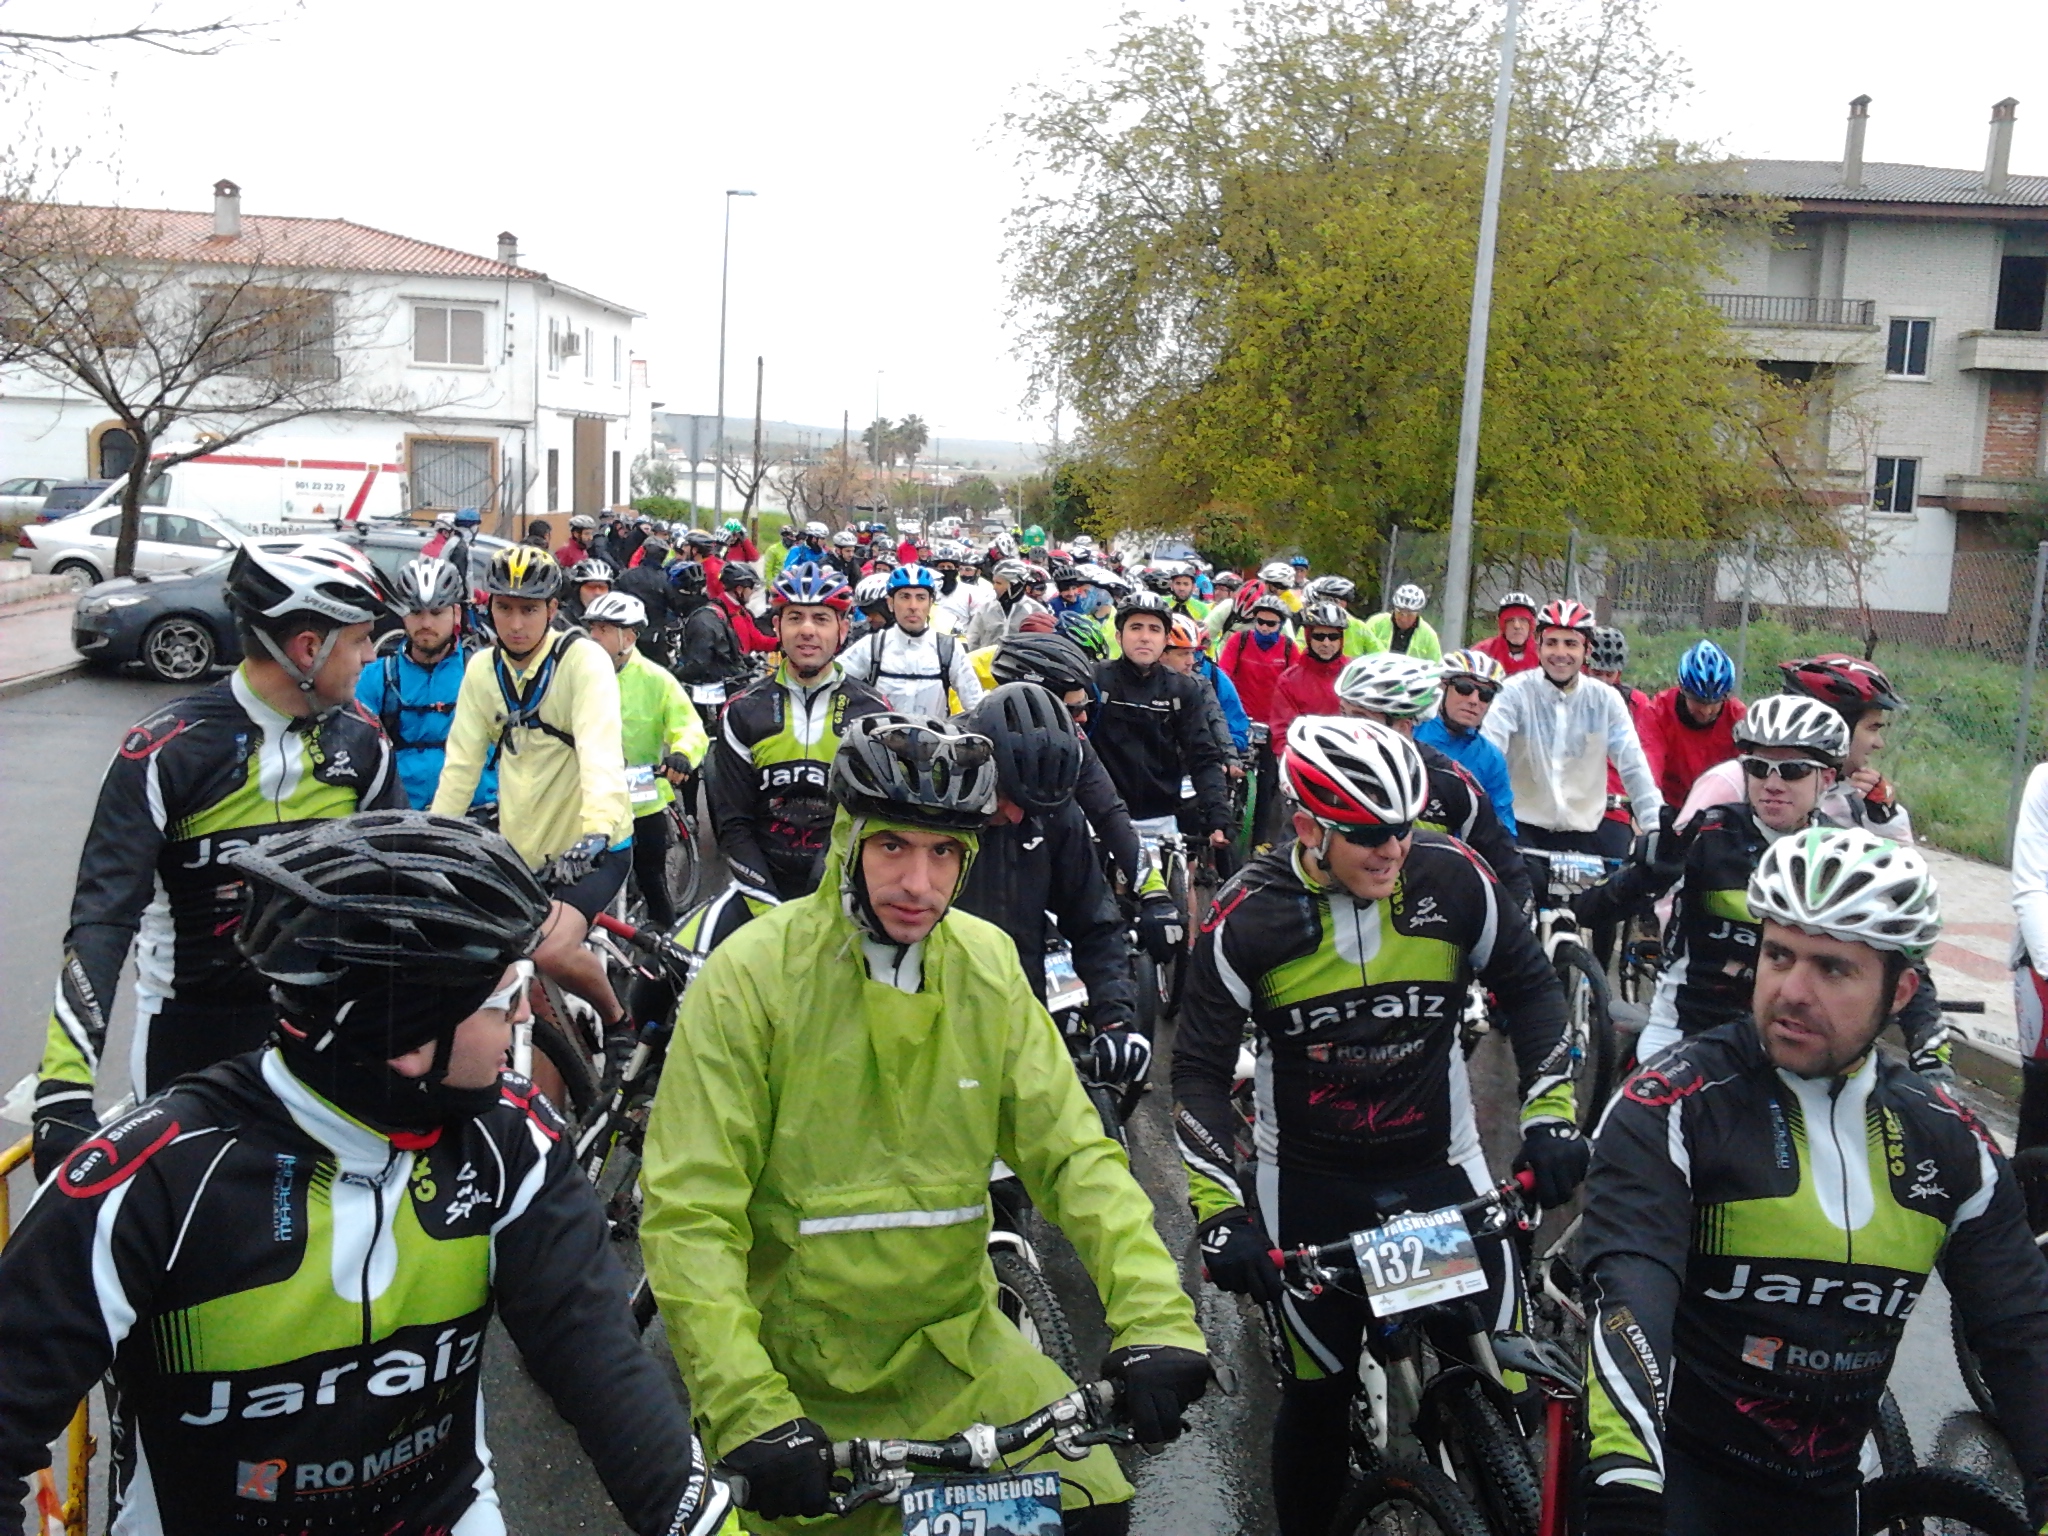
left=1090, top=657, right=1230, bottom=829
left=1076, top=740, right=1143, bottom=893
left=672, top=594, right=741, bottom=686
left=614, top=562, right=677, bottom=657
left=956, top=799, right=1137, bottom=1030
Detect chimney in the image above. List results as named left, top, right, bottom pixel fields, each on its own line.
left=1986, top=97, right=2019, bottom=197
left=1842, top=96, right=1870, bottom=190
left=211, top=178, right=241, bottom=238
left=496, top=231, right=520, bottom=265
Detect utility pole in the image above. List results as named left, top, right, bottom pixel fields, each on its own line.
left=749, top=356, right=765, bottom=546
left=713, top=189, right=756, bottom=530
left=1440, top=0, right=1520, bottom=648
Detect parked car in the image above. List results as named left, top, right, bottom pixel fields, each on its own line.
left=14, top=507, right=243, bottom=588
left=35, top=481, right=114, bottom=520
left=0, top=476, right=66, bottom=519
left=72, top=526, right=512, bottom=682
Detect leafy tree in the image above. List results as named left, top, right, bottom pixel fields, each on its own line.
left=631, top=448, right=680, bottom=498
left=952, top=474, right=1002, bottom=513
left=860, top=416, right=894, bottom=466
left=894, top=413, right=929, bottom=472
left=1006, top=0, right=1786, bottom=564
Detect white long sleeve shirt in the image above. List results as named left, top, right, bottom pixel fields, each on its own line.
left=840, top=623, right=987, bottom=719
left=1481, top=668, right=1663, bottom=834
left=2012, top=762, right=2048, bottom=972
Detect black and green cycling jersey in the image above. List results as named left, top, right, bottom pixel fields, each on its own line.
left=1580, top=1021, right=2048, bottom=1502
left=1170, top=834, right=1573, bottom=1222
left=0, top=1052, right=730, bottom=1536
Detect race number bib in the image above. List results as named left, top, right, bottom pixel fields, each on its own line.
left=902, top=1472, right=1062, bottom=1536
left=1350, top=1205, right=1487, bottom=1317
left=690, top=682, right=727, bottom=705
left=625, top=763, right=660, bottom=805
left=1044, top=948, right=1089, bottom=1015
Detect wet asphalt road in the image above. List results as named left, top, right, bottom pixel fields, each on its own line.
left=0, top=671, right=2023, bottom=1533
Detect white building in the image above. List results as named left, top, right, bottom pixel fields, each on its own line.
left=1703, top=99, right=2047, bottom=634
left=0, top=180, right=649, bottom=532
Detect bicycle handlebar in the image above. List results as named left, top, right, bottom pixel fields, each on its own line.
left=1270, top=1170, right=1536, bottom=1300
left=590, top=911, right=694, bottom=977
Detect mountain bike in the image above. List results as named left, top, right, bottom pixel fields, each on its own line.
left=1043, top=934, right=1134, bottom=1144
left=1517, top=848, right=1621, bottom=1135
left=1128, top=819, right=1192, bottom=1035
left=1859, top=1466, right=2035, bottom=1534
left=718, top=1381, right=1136, bottom=1523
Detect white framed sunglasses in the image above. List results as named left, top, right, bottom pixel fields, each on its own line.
left=480, top=959, right=535, bottom=1014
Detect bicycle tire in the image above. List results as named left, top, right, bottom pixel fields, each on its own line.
left=1132, top=947, right=1164, bottom=1038
left=1951, top=1300, right=1999, bottom=1421
left=990, top=1247, right=1081, bottom=1379
left=1334, top=1455, right=1494, bottom=1536
left=1859, top=1466, right=2032, bottom=1536
left=1426, top=1375, right=1542, bottom=1536
left=664, top=802, right=700, bottom=912
left=1165, top=852, right=1192, bottom=1018
left=530, top=1015, right=599, bottom=1121
left=1868, top=1388, right=1916, bottom=1481
left=1553, top=942, right=1618, bottom=1135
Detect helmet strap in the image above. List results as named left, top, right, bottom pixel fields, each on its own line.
left=252, top=623, right=346, bottom=719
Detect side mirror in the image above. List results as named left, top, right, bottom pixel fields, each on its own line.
left=215, top=539, right=233, bottom=549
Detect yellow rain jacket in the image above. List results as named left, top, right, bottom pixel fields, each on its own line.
left=639, top=810, right=1204, bottom=1532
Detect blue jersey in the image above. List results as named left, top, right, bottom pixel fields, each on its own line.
left=356, top=639, right=497, bottom=812
left=1415, top=714, right=1517, bottom=835
left=1198, top=656, right=1250, bottom=753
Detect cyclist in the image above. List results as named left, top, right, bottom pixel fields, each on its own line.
left=555, top=510, right=599, bottom=569
left=723, top=514, right=759, bottom=562
left=964, top=556, right=1050, bottom=647
left=709, top=557, right=777, bottom=655
left=357, top=554, right=494, bottom=814
left=432, top=545, right=634, bottom=1041
left=1173, top=717, right=1580, bottom=1536
left=31, top=541, right=404, bottom=1178
left=1359, top=582, right=1443, bottom=659
left=1472, top=589, right=1542, bottom=676
left=1270, top=599, right=1351, bottom=737
left=708, top=563, right=890, bottom=902
left=959, top=683, right=1146, bottom=1085
left=1165, top=562, right=1209, bottom=620
left=669, top=560, right=743, bottom=689
left=1579, top=827, right=2048, bottom=1536
left=584, top=591, right=709, bottom=932
left=1097, top=591, right=1232, bottom=859
left=851, top=569, right=892, bottom=635
left=763, top=520, right=800, bottom=586
left=641, top=715, right=1210, bottom=1533
left=1638, top=638, right=1746, bottom=809
left=613, top=531, right=678, bottom=659
left=1164, top=611, right=1250, bottom=759
left=842, top=562, right=987, bottom=716
left=562, top=556, right=615, bottom=627
left=1414, top=647, right=1517, bottom=835
left=1258, top=559, right=1303, bottom=612
left=1585, top=625, right=1648, bottom=718
left=1300, top=574, right=1372, bottom=656
left=1335, top=652, right=1534, bottom=912
left=0, top=812, right=734, bottom=1536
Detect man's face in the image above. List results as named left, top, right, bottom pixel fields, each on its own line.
left=1170, top=575, right=1195, bottom=600
left=1440, top=676, right=1495, bottom=732
left=587, top=621, right=636, bottom=669
left=860, top=826, right=966, bottom=944
left=1587, top=666, right=1622, bottom=688
left=1294, top=811, right=1410, bottom=901
left=1306, top=626, right=1345, bottom=661
left=1502, top=613, right=1533, bottom=647
left=1392, top=609, right=1417, bottom=632
left=491, top=596, right=556, bottom=657
left=577, top=581, right=610, bottom=608
left=1058, top=581, right=1087, bottom=606
left=297, top=620, right=377, bottom=705
left=1121, top=613, right=1168, bottom=666
left=1538, top=629, right=1585, bottom=684
left=389, top=960, right=529, bottom=1091
left=776, top=604, right=845, bottom=676
left=1753, top=922, right=1916, bottom=1079
left=1162, top=646, right=1195, bottom=674
left=1743, top=744, right=1832, bottom=831
left=1848, top=710, right=1888, bottom=774
left=574, top=527, right=594, bottom=548
left=727, top=579, right=757, bottom=607
left=891, top=587, right=933, bottom=633
left=1681, top=691, right=1725, bottom=725
left=402, top=605, right=458, bottom=657
left=1060, top=687, right=1093, bottom=736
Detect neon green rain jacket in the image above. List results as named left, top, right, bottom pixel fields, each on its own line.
left=639, top=811, right=1205, bottom=1531
left=617, top=647, right=709, bottom=813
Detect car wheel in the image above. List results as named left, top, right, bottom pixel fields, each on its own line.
left=51, top=560, right=98, bottom=591
left=141, top=616, right=216, bottom=682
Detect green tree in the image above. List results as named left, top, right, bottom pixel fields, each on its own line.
left=893, top=413, right=929, bottom=472
left=952, top=474, right=1002, bottom=513
left=860, top=416, right=895, bottom=466
left=1006, top=0, right=1787, bottom=564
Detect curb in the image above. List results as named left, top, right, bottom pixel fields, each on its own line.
left=0, top=659, right=85, bottom=700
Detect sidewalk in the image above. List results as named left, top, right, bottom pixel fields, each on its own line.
left=0, top=595, right=82, bottom=691
left=1918, top=844, right=2020, bottom=1072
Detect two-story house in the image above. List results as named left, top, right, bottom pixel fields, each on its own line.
left=1700, top=100, right=2047, bottom=632
left=0, top=180, right=647, bottom=530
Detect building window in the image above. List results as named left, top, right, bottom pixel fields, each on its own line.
left=1885, top=318, right=1931, bottom=378
left=408, top=437, right=497, bottom=514
left=611, top=449, right=621, bottom=505
left=583, top=327, right=594, bottom=379
left=414, top=305, right=487, bottom=367
left=612, top=335, right=623, bottom=383
left=546, top=449, right=560, bottom=512
left=547, top=317, right=562, bottom=375
left=1873, top=457, right=1919, bottom=514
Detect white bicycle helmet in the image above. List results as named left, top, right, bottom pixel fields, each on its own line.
left=1392, top=583, right=1427, bottom=612
left=1336, top=653, right=1443, bottom=720
left=391, top=556, right=465, bottom=614
left=993, top=558, right=1031, bottom=586
left=853, top=571, right=892, bottom=608
left=1439, top=648, right=1507, bottom=687
left=1747, top=827, right=1941, bottom=959
left=583, top=591, right=648, bottom=629
left=1304, top=575, right=1356, bottom=604
left=1735, top=694, right=1851, bottom=764
left=1283, top=716, right=1429, bottom=829
left=1259, top=561, right=1297, bottom=587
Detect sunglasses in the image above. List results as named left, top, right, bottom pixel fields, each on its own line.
left=1446, top=680, right=1499, bottom=702
left=480, top=959, right=535, bottom=1015
left=1739, top=755, right=1830, bottom=783
left=1253, top=616, right=1283, bottom=629
left=1326, top=820, right=1414, bottom=847
left=1307, top=629, right=1345, bottom=643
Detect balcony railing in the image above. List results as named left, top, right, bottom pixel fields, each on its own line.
left=1705, top=294, right=1876, bottom=327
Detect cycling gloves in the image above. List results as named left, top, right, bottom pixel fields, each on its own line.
left=1196, top=1208, right=1282, bottom=1304
left=721, top=1417, right=833, bottom=1520
left=1101, top=1344, right=1209, bottom=1445
left=1515, top=1123, right=1591, bottom=1209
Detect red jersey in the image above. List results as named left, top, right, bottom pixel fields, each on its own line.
left=1219, top=628, right=1300, bottom=728
left=1638, top=686, right=1747, bottom=809
left=1472, top=631, right=1540, bottom=676
left=1270, top=650, right=1347, bottom=739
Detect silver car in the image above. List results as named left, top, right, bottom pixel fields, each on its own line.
left=12, top=507, right=242, bottom=588
left=0, top=476, right=65, bottom=519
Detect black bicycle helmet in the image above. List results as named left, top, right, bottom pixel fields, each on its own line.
left=830, top=713, right=998, bottom=832
left=684, top=528, right=719, bottom=552
left=481, top=544, right=564, bottom=602
left=991, top=632, right=1097, bottom=695
left=965, top=683, right=1082, bottom=816
left=668, top=560, right=707, bottom=596
left=723, top=560, right=760, bottom=589
left=1114, top=590, right=1171, bottom=627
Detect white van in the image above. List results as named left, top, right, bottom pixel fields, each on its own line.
left=76, top=438, right=408, bottom=537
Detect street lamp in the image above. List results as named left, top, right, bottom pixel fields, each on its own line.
left=713, top=189, right=756, bottom=529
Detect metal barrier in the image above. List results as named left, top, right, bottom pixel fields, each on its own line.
left=0, top=1134, right=93, bottom=1536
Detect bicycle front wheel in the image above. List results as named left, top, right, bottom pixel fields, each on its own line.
left=1335, top=1457, right=1494, bottom=1536
left=1951, top=1301, right=1999, bottom=1421
left=1553, top=942, right=1618, bottom=1134
left=1427, top=1376, right=1542, bottom=1536
left=664, top=802, right=700, bottom=912
left=1859, top=1467, right=2033, bottom=1535
left=990, top=1247, right=1081, bottom=1379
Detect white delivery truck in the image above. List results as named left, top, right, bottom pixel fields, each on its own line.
left=74, top=438, right=409, bottom=537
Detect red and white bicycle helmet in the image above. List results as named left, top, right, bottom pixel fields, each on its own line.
left=1777, top=653, right=1903, bottom=714
left=1535, top=598, right=1596, bottom=635
left=1282, top=716, right=1428, bottom=829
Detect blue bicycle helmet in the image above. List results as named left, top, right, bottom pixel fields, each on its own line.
left=1676, top=639, right=1736, bottom=703
left=769, top=562, right=853, bottom=611
left=887, top=562, right=938, bottom=592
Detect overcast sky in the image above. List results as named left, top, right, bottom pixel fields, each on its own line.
left=10, top=0, right=2046, bottom=447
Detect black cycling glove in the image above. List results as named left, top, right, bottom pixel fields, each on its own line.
left=1515, top=1123, right=1591, bottom=1209
left=1196, top=1207, right=1282, bottom=1304
left=662, top=752, right=695, bottom=779
left=1088, top=1025, right=1152, bottom=1088
left=1101, top=1344, right=1209, bottom=1445
left=32, top=1099, right=100, bottom=1183
left=720, top=1417, right=833, bottom=1520
left=1135, top=895, right=1184, bottom=962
